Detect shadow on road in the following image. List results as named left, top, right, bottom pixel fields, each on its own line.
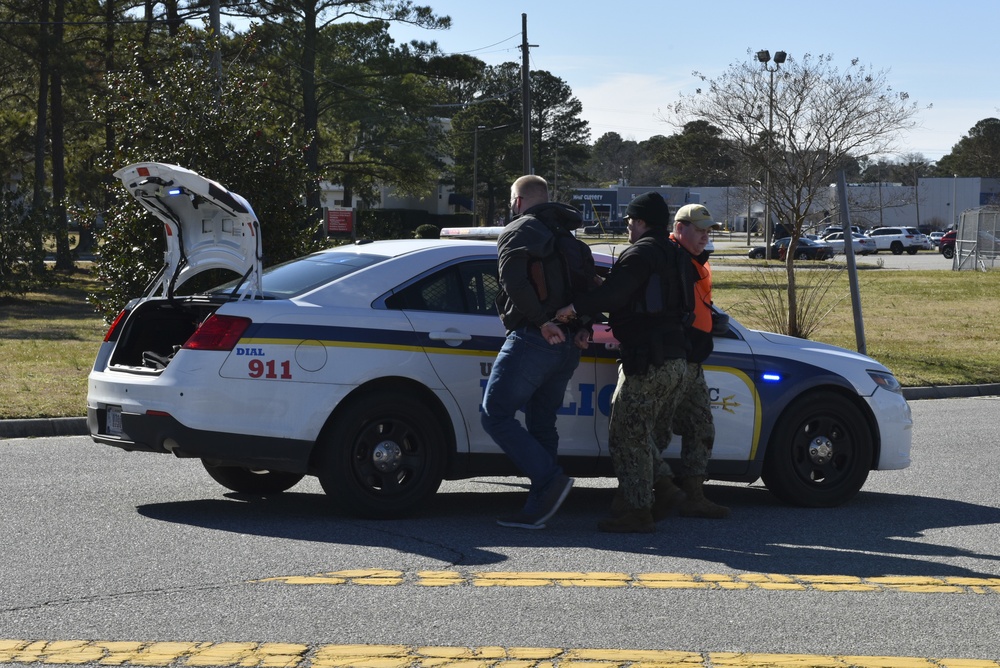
left=136, top=480, right=1000, bottom=577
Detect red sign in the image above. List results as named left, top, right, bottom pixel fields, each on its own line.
left=327, top=208, right=353, bottom=233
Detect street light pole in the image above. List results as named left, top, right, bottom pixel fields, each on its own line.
left=472, top=125, right=485, bottom=225
left=757, top=49, right=785, bottom=259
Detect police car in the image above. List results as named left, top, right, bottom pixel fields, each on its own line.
left=87, top=163, right=912, bottom=518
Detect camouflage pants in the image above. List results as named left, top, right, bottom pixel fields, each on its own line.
left=653, top=362, right=715, bottom=477
left=608, top=358, right=688, bottom=510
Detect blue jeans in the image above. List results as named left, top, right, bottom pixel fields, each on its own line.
left=481, top=326, right=581, bottom=492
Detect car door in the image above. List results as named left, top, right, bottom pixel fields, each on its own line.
left=388, top=258, right=602, bottom=459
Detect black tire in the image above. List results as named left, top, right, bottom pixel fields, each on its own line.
left=201, top=460, right=304, bottom=494
left=317, top=392, right=445, bottom=518
left=795, top=250, right=810, bottom=260
left=906, top=247, right=919, bottom=255
left=761, top=392, right=873, bottom=507
left=749, top=249, right=765, bottom=259
left=890, top=241, right=904, bottom=255
left=942, top=246, right=955, bottom=259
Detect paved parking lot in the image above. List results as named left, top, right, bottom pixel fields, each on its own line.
left=589, top=237, right=951, bottom=270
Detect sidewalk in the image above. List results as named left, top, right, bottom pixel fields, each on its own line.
left=3, top=383, right=1000, bottom=440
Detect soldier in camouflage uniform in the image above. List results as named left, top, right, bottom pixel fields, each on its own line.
left=557, top=191, right=692, bottom=533
left=657, top=204, right=730, bottom=519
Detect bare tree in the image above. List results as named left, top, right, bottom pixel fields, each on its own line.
left=669, top=51, right=922, bottom=337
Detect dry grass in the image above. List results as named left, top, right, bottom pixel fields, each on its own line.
left=0, top=268, right=107, bottom=419
left=1, top=264, right=998, bottom=420
left=713, top=266, right=1000, bottom=387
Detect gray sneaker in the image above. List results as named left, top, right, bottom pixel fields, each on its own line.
left=496, top=511, right=547, bottom=530
left=534, top=473, right=574, bottom=525
left=496, top=474, right=574, bottom=529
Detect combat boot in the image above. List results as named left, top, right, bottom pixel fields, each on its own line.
left=651, top=475, right=686, bottom=521
left=598, top=506, right=655, bottom=533
left=677, top=476, right=730, bottom=519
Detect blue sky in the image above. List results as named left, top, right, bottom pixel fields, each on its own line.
left=387, top=0, right=998, bottom=162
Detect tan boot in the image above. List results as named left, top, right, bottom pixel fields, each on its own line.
left=678, top=476, right=730, bottom=519
left=598, top=507, right=655, bottom=533
left=652, top=476, right=687, bottom=521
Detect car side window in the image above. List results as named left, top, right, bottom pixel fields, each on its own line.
left=458, top=260, right=501, bottom=316
left=385, top=260, right=499, bottom=316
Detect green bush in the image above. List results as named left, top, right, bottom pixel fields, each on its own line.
left=414, top=224, right=440, bottom=239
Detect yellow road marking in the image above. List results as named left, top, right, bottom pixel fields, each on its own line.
left=0, top=640, right=997, bottom=668
left=252, top=569, right=1000, bottom=594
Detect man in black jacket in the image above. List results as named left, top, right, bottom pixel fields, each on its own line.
left=481, top=174, right=597, bottom=530
left=557, top=191, right=691, bottom=533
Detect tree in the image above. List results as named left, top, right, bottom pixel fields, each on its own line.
left=652, top=120, right=737, bottom=187
left=90, top=29, right=317, bottom=320
left=449, top=63, right=590, bottom=224
left=586, top=132, right=638, bottom=186
left=528, top=70, right=590, bottom=198
left=223, top=1, right=451, bottom=224
left=935, top=118, right=1000, bottom=178
left=670, top=51, right=921, bottom=337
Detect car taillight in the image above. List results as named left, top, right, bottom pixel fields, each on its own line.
left=104, top=308, right=130, bottom=342
left=183, top=314, right=252, bottom=351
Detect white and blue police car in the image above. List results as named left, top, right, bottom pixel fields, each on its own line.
left=87, top=163, right=912, bottom=518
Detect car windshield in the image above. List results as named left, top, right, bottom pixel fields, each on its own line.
left=211, top=251, right=388, bottom=299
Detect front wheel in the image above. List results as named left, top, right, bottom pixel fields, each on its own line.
left=943, top=246, right=955, bottom=259
left=317, top=392, right=446, bottom=518
left=201, top=460, right=304, bottom=494
left=795, top=250, right=810, bottom=260
left=890, top=241, right=904, bottom=255
left=906, top=247, right=919, bottom=255
left=761, top=392, right=873, bottom=507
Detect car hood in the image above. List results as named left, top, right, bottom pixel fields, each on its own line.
left=757, top=330, right=885, bottom=367
left=114, top=162, right=262, bottom=299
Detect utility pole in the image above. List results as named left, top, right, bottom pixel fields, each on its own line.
left=520, top=14, right=536, bottom=175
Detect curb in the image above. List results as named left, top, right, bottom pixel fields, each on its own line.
left=0, top=417, right=88, bottom=440
left=901, top=383, right=1000, bottom=401
left=2, top=385, right=1000, bottom=440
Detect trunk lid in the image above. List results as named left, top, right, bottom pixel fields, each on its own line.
left=114, top=162, right=262, bottom=299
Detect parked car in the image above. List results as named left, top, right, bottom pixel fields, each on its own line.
left=820, top=225, right=862, bottom=237
left=820, top=232, right=876, bottom=256
left=748, top=236, right=835, bottom=261
left=87, top=163, right=912, bottom=517
left=928, top=231, right=945, bottom=248
left=939, top=230, right=957, bottom=259
left=864, top=227, right=929, bottom=255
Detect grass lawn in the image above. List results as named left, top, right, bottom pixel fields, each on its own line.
left=1, top=262, right=999, bottom=420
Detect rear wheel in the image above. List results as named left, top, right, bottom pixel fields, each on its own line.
left=761, top=392, right=873, bottom=507
left=749, top=249, right=765, bottom=259
left=201, top=460, right=304, bottom=494
left=795, top=250, right=810, bottom=260
left=317, top=392, right=446, bottom=518
left=906, top=247, right=919, bottom=255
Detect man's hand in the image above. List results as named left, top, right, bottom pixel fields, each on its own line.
left=573, top=328, right=591, bottom=350
left=554, top=304, right=576, bottom=323
left=540, top=321, right=566, bottom=345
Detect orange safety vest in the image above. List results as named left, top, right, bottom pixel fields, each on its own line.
left=671, top=234, right=713, bottom=333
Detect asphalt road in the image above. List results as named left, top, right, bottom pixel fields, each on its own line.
left=2, top=397, right=999, bottom=667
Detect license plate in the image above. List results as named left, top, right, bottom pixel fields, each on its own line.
left=106, top=406, right=122, bottom=436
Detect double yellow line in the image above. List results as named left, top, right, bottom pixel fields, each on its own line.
left=254, top=568, right=1000, bottom=594
left=1, top=639, right=996, bottom=667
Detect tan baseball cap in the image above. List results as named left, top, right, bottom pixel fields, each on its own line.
left=675, top=204, right=722, bottom=230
